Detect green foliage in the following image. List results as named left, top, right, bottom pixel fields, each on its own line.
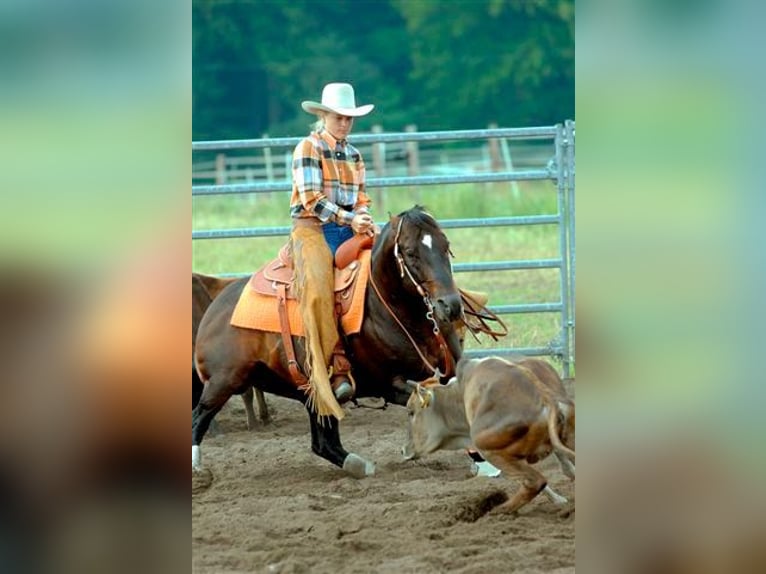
left=193, top=0, right=573, bottom=139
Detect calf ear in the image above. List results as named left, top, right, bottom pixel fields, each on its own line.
left=407, top=374, right=440, bottom=388
left=404, top=379, right=419, bottom=393
left=416, top=384, right=434, bottom=408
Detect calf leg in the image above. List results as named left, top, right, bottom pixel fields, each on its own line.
left=239, top=388, right=270, bottom=429
left=555, top=450, right=576, bottom=481
left=483, top=455, right=548, bottom=514
left=542, top=485, right=569, bottom=505
left=254, top=389, right=271, bottom=425
left=240, top=387, right=258, bottom=430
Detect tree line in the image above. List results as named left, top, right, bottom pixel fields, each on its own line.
left=193, top=0, right=574, bottom=141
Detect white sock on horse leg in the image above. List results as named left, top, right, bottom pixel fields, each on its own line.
left=474, top=460, right=502, bottom=477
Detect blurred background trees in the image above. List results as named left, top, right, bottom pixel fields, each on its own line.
left=193, top=0, right=573, bottom=140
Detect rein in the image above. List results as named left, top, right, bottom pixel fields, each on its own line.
left=369, top=218, right=454, bottom=378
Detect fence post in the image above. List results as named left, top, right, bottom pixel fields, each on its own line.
left=489, top=122, right=520, bottom=198
left=262, top=132, right=274, bottom=182
left=405, top=124, right=420, bottom=203
left=405, top=124, right=420, bottom=176
left=215, top=153, right=226, bottom=184
left=554, top=123, right=572, bottom=379
left=564, top=119, right=576, bottom=366
left=487, top=122, right=503, bottom=171
left=371, top=124, right=386, bottom=214
left=284, top=152, right=292, bottom=181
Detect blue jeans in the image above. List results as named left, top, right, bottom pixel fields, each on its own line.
left=322, top=222, right=353, bottom=256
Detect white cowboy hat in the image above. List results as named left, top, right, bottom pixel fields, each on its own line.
left=301, top=83, right=374, bottom=117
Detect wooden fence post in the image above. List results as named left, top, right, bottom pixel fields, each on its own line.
left=500, top=133, right=520, bottom=199
left=488, top=122, right=520, bottom=198
left=215, top=153, right=226, bottom=184
left=371, top=124, right=386, bottom=214
left=488, top=122, right=503, bottom=172
left=262, top=132, right=274, bottom=182
left=405, top=124, right=420, bottom=203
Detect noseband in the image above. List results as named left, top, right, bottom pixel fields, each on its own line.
left=370, top=217, right=455, bottom=377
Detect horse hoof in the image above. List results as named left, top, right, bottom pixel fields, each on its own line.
left=343, top=453, right=375, bottom=478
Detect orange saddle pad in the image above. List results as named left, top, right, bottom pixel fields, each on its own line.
left=230, top=249, right=371, bottom=337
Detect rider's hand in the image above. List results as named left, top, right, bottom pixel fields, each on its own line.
left=351, top=213, right=373, bottom=235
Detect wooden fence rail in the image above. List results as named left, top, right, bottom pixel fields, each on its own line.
left=192, top=124, right=552, bottom=185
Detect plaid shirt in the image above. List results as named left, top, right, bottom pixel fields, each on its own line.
left=290, top=129, right=371, bottom=225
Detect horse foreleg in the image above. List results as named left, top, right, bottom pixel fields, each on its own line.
left=192, top=374, right=234, bottom=470
left=307, top=409, right=375, bottom=478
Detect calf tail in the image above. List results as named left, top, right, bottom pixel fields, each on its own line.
left=547, top=402, right=575, bottom=462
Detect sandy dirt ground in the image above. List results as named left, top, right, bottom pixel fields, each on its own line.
left=192, top=383, right=575, bottom=574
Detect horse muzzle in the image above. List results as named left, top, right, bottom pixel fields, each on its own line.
left=434, top=292, right=463, bottom=323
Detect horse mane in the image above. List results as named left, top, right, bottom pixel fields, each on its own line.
left=398, top=204, right=437, bottom=228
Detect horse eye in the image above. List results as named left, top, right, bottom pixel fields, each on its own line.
left=404, top=249, right=417, bottom=258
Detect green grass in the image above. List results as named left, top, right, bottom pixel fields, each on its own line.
left=192, top=180, right=572, bottom=364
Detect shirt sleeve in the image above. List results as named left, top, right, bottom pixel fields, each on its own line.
left=352, top=155, right=372, bottom=217
left=292, top=138, right=342, bottom=223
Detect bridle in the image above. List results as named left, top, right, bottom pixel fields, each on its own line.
left=369, top=217, right=455, bottom=378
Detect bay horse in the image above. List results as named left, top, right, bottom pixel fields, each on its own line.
left=192, top=272, right=270, bottom=428
left=193, top=206, right=465, bottom=477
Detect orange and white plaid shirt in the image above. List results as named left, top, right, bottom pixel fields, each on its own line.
left=290, top=129, right=371, bottom=225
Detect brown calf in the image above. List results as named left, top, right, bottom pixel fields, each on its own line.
left=403, top=355, right=575, bottom=514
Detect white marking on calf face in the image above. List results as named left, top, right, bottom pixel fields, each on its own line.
left=422, top=234, right=432, bottom=249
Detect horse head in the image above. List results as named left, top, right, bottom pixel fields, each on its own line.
left=374, top=205, right=462, bottom=327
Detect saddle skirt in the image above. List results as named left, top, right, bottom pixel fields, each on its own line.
left=230, top=245, right=371, bottom=337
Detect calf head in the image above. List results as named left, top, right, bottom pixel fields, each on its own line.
left=400, top=374, right=472, bottom=460
left=401, top=379, right=438, bottom=461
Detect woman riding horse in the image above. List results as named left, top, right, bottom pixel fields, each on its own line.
left=290, top=82, right=376, bottom=420
left=193, top=205, right=465, bottom=478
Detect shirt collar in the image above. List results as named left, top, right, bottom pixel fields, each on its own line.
left=318, top=128, right=347, bottom=148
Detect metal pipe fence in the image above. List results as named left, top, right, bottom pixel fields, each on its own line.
left=192, top=124, right=575, bottom=376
